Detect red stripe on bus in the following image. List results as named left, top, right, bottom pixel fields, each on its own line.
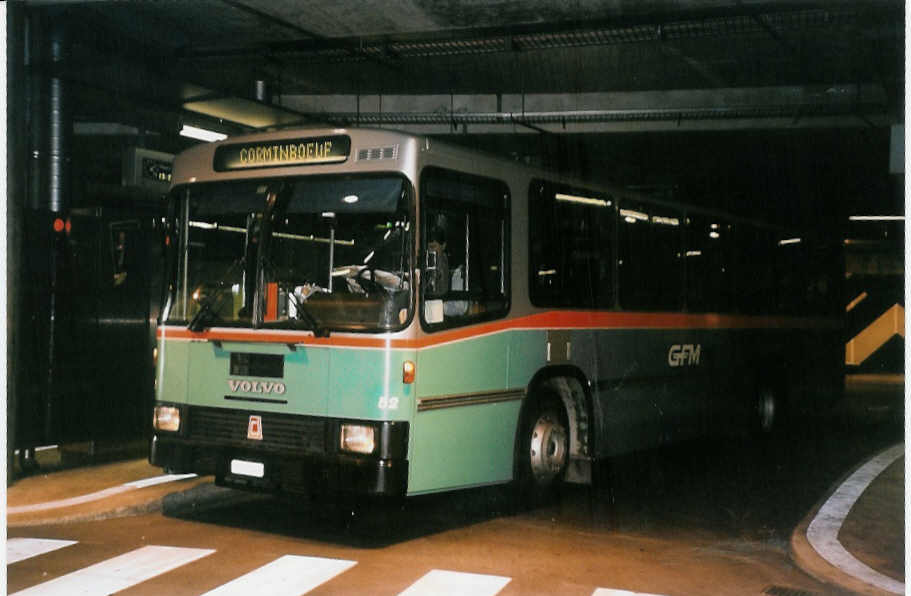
left=157, top=311, right=837, bottom=349
left=156, top=327, right=413, bottom=348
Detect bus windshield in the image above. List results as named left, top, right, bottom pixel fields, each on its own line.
left=165, top=174, right=413, bottom=333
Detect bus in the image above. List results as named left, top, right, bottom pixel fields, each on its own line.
left=149, top=128, right=842, bottom=499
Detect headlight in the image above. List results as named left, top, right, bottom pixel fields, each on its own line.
left=153, top=405, right=181, bottom=432
left=339, top=424, right=375, bottom=454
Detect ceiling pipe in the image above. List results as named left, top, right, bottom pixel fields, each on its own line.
left=254, top=79, right=271, bottom=104
left=47, top=20, right=71, bottom=213
left=298, top=103, right=891, bottom=127
left=27, top=11, right=72, bottom=213
left=179, top=6, right=897, bottom=62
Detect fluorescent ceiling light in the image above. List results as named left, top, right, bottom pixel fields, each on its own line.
left=778, top=238, right=801, bottom=245
left=848, top=215, right=905, bottom=221
left=620, top=208, right=648, bottom=222
left=651, top=216, right=679, bottom=226
left=555, top=193, right=611, bottom=207
left=179, top=124, right=227, bottom=142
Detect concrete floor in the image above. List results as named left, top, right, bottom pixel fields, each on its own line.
left=7, top=376, right=903, bottom=595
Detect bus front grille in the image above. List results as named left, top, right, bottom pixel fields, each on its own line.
left=187, top=406, right=327, bottom=455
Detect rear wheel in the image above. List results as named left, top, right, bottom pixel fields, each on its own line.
left=753, top=384, right=786, bottom=436
left=756, top=388, right=776, bottom=433
left=517, top=395, right=569, bottom=504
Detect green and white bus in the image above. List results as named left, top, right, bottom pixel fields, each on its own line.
left=150, top=127, right=841, bottom=498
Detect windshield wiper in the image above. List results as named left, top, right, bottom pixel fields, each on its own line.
left=188, top=289, right=223, bottom=332
left=260, top=254, right=330, bottom=338
left=187, top=258, right=244, bottom=332
left=287, top=290, right=330, bottom=338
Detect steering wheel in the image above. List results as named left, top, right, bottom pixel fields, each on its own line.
left=355, top=267, right=385, bottom=295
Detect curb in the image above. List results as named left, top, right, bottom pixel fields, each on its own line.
left=7, top=498, right=167, bottom=528
left=7, top=474, right=212, bottom=528
left=789, top=444, right=904, bottom=596
left=8, top=478, right=264, bottom=528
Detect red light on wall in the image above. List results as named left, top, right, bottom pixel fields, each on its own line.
left=64, top=218, right=72, bottom=235
left=52, top=218, right=65, bottom=233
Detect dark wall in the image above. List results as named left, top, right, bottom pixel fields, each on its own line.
left=7, top=3, right=27, bottom=482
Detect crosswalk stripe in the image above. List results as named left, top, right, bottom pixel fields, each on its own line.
left=7, top=539, right=78, bottom=565
left=10, top=545, right=214, bottom=596
left=399, top=569, right=511, bottom=596
left=200, top=554, right=356, bottom=596
left=592, top=588, right=667, bottom=596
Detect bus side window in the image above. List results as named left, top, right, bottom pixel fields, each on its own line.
left=424, top=224, right=450, bottom=298
left=683, top=214, right=734, bottom=313
left=619, top=201, right=683, bottom=311
left=420, top=167, right=509, bottom=329
left=529, top=181, right=615, bottom=308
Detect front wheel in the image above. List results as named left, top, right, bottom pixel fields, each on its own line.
left=516, top=396, right=569, bottom=504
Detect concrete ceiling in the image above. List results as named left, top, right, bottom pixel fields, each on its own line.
left=14, top=0, right=906, bottom=225
left=31, top=0, right=901, bottom=130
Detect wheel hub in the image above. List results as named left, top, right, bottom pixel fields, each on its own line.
left=529, top=412, right=568, bottom=483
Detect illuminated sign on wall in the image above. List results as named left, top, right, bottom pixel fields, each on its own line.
left=213, top=135, right=350, bottom=171
left=142, top=157, right=172, bottom=183
left=122, top=147, right=174, bottom=193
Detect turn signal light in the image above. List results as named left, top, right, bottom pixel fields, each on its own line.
left=403, top=360, right=415, bottom=384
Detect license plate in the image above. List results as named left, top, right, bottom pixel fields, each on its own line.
left=230, top=459, right=265, bottom=478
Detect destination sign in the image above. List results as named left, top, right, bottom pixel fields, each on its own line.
left=213, top=135, right=350, bottom=171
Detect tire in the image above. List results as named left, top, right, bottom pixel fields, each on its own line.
left=753, top=385, right=785, bottom=436
left=516, top=394, right=569, bottom=505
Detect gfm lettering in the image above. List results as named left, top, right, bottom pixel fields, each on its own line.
left=668, top=344, right=701, bottom=367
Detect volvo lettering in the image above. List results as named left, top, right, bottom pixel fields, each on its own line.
left=227, top=380, right=287, bottom=395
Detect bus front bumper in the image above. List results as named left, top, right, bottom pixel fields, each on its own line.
left=150, top=422, right=408, bottom=498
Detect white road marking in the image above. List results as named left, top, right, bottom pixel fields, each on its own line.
left=399, top=569, right=511, bottom=596
left=8, top=486, right=131, bottom=514
left=8, top=473, right=198, bottom=514
left=124, top=473, right=198, bottom=489
left=200, top=554, right=356, bottom=596
left=592, top=588, right=667, bottom=596
left=7, top=539, right=78, bottom=565
left=806, top=443, right=904, bottom=595
left=10, top=545, right=214, bottom=596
